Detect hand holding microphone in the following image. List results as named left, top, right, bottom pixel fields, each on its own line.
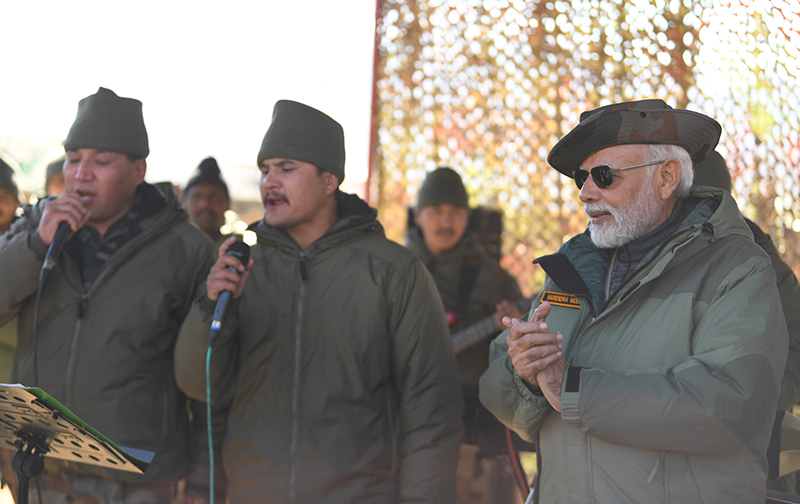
left=38, top=192, right=90, bottom=283
left=38, top=191, right=90, bottom=246
left=207, top=238, right=253, bottom=339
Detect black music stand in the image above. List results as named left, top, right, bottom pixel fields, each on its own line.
left=0, top=384, right=153, bottom=504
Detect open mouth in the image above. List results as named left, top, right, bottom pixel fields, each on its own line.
left=264, top=193, right=288, bottom=208
left=75, top=189, right=96, bottom=205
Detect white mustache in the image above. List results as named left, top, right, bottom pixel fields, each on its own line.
left=584, top=203, right=615, bottom=215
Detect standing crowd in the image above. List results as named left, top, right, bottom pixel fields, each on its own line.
left=0, top=88, right=797, bottom=504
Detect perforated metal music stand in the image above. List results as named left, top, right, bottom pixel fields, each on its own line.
left=0, top=384, right=153, bottom=504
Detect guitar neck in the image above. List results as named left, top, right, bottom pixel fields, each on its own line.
left=452, top=297, right=533, bottom=355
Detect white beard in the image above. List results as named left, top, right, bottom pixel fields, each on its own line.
left=585, top=179, right=663, bottom=249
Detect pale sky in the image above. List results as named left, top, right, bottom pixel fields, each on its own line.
left=1, top=1, right=377, bottom=201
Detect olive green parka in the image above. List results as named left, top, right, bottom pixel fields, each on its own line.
left=0, top=182, right=215, bottom=484
left=405, top=227, right=523, bottom=383
left=175, top=192, right=464, bottom=504
left=480, top=187, right=788, bottom=503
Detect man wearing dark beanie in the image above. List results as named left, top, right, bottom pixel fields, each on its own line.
left=176, top=99, right=464, bottom=504
left=406, top=167, right=523, bottom=504
left=0, top=153, right=20, bottom=235
left=183, top=156, right=231, bottom=247
left=45, top=155, right=67, bottom=196
left=694, top=151, right=800, bottom=494
left=0, top=152, right=21, bottom=390
left=0, top=87, right=215, bottom=503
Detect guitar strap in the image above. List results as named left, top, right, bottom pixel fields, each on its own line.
left=455, top=254, right=482, bottom=322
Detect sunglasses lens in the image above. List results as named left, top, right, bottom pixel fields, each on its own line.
left=574, top=170, right=589, bottom=189
left=592, top=166, right=612, bottom=188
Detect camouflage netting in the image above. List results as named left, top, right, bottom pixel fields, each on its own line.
left=373, top=0, right=800, bottom=296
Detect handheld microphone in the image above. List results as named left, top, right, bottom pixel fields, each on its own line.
left=210, top=241, right=251, bottom=339
left=39, top=221, right=72, bottom=284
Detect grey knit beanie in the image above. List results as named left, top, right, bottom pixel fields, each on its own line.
left=257, top=100, right=345, bottom=184
left=64, top=87, right=149, bottom=158
left=416, top=167, right=469, bottom=210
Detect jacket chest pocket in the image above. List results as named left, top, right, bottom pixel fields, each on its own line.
left=541, top=299, right=591, bottom=362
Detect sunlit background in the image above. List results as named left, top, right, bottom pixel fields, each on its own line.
left=2, top=0, right=799, bottom=297
left=0, top=0, right=377, bottom=206
left=373, top=0, right=800, bottom=294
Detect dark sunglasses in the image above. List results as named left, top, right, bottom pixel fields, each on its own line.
left=573, top=160, right=666, bottom=189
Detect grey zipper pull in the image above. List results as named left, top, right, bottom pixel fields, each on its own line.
left=299, top=258, right=308, bottom=281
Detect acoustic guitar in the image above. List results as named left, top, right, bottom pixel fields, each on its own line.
left=452, top=297, right=533, bottom=354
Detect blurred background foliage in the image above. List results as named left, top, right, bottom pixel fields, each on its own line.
left=372, top=0, right=800, bottom=296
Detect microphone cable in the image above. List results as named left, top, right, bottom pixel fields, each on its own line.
left=33, top=221, right=71, bottom=387
left=32, top=285, right=45, bottom=388
left=206, top=343, right=215, bottom=504
left=204, top=240, right=249, bottom=504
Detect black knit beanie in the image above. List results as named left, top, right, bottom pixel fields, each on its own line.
left=416, top=167, right=469, bottom=210
left=256, top=100, right=345, bottom=184
left=693, top=151, right=732, bottom=193
left=64, top=87, right=149, bottom=158
left=0, top=153, right=20, bottom=198
left=184, top=157, right=229, bottom=198
left=45, top=156, right=65, bottom=188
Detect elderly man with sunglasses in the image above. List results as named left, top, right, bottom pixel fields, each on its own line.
left=480, top=99, right=788, bottom=504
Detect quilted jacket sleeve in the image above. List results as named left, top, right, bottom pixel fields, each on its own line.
left=478, top=306, right=554, bottom=444
left=389, top=258, right=464, bottom=504
left=0, top=202, right=49, bottom=327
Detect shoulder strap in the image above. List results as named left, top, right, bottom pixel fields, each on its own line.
left=455, top=255, right=482, bottom=319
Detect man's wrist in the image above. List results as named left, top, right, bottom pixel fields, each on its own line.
left=522, top=377, right=544, bottom=396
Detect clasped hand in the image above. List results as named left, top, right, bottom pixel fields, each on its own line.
left=505, top=301, right=570, bottom=412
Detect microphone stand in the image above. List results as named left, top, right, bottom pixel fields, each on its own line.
left=12, top=431, right=47, bottom=504
left=0, top=385, right=152, bottom=503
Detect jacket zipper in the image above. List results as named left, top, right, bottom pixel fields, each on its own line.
left=289, top=254, right=307, bottom=504
left=599, top=223, right=707, bottom=315
left=60, top=232, right=133, bottom=409
left=57, top=199, right=182, bottom=410
left=63, top=251, right=114, bottom=409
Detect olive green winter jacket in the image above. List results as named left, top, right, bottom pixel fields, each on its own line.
left=0, top=182, right=215, bottom=484
left=175, top=192, right=464, bottom=504
left=405, top=227, right=523, bottom=383
left=744, top=218, right=800, bottom=411
left=479, top=187, right=788, bottom=504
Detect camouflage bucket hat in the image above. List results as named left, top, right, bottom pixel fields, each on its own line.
left=547, top=99, right=721, bottom=178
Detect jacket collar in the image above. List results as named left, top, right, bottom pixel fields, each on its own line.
left=534, top=187, right=749, bottom=314
left=253, top=190, right=384, bottom=252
